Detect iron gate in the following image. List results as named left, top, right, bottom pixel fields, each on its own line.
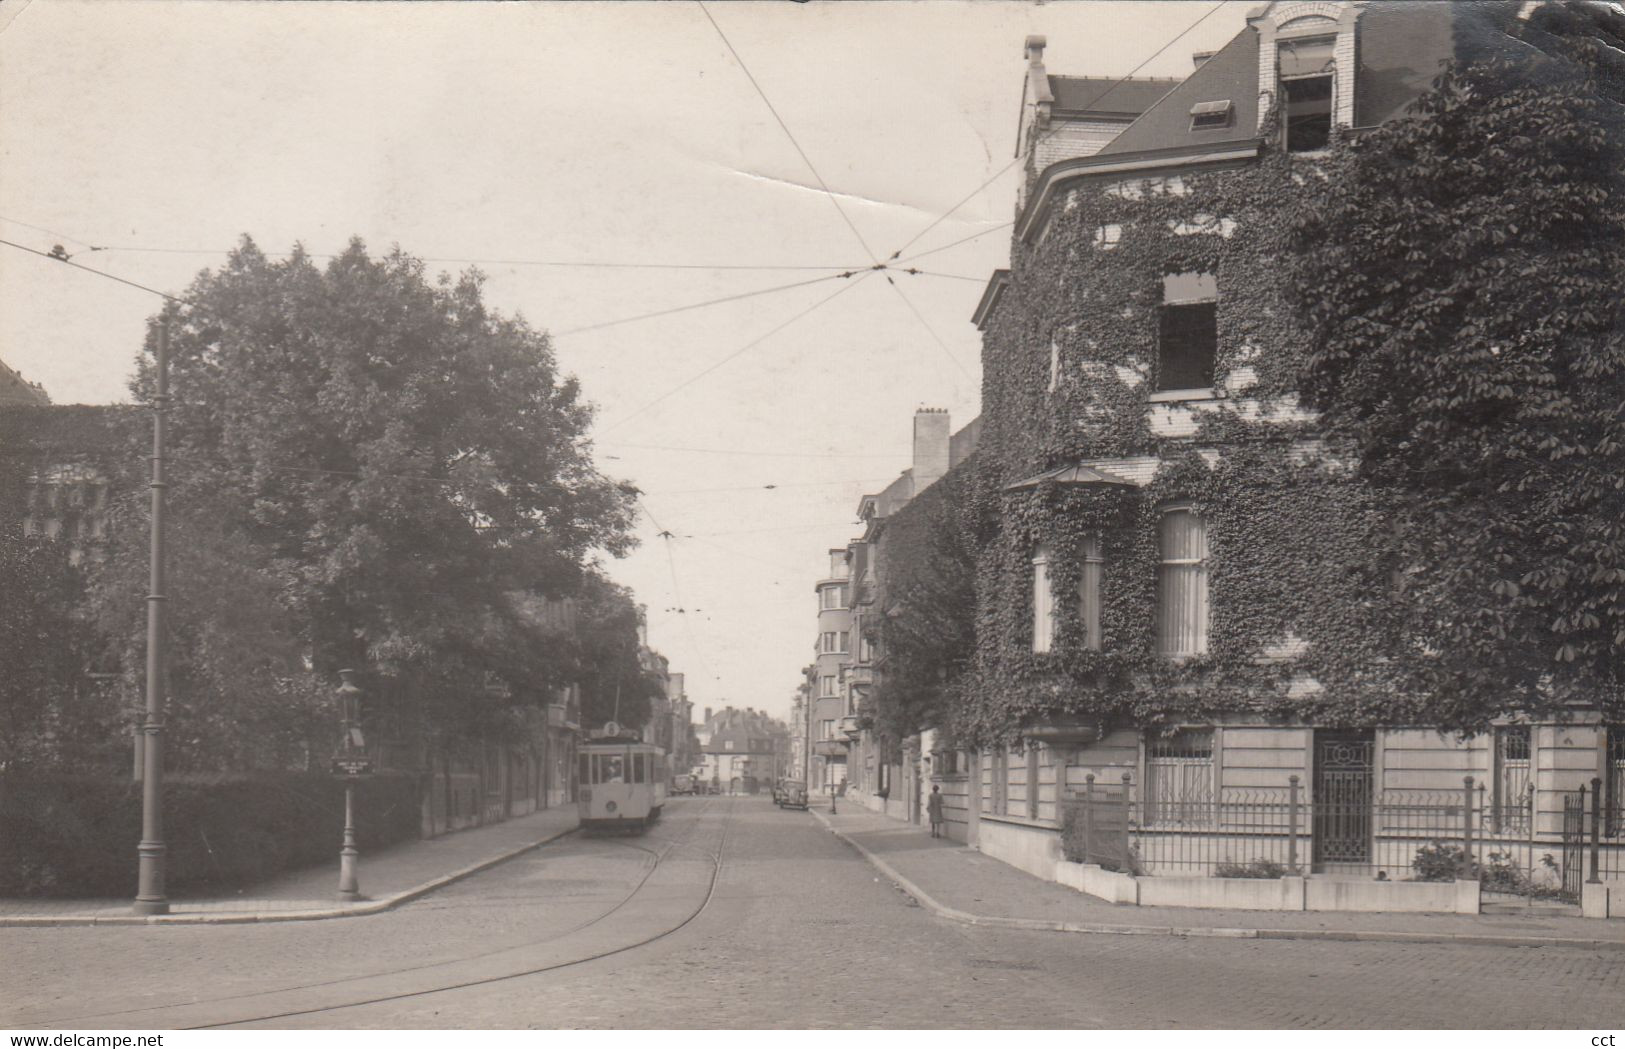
left=1313, top=730, right=1375, bottom=867
left=1561, top=789, right=1586, bottom=898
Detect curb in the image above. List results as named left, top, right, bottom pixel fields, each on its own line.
left=0, top=822, right=579, bottom=928
left=810, top=810, right=1625, bottom=953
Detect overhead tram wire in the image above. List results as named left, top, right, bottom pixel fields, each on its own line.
left=637, top=502, right=722, bottom=688
left=884, top=0, right=1234, bottom=263
left=892, top=221, right=1015, bottom=267
left=556, top=270, right=851, bottom=337
left=698, top=1, right=974, bottom=381
left=0, top=237, right=191, bottom=305
left=697, top=0, right=881, bottom=265
left=596, top=267, right=878, bottom=437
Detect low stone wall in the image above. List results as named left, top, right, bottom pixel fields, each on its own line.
left=977, top=814, right=1062, bottom=881
left=1051, top=859, right=1481, bottom=914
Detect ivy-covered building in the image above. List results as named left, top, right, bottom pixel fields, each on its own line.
left=954, top=1, right=1623, bottom=884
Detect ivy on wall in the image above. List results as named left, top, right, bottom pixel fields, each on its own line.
left=948, top=99, right=1587, bottom=747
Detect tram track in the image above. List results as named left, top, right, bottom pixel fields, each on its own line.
left=195, top=795, right=735, bottom=1028
left=19, top=797, right=730, bottom=1030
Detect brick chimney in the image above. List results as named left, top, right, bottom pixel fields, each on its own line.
left=913, top=408, right=951, bottom=495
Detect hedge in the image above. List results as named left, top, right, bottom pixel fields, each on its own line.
left=0, top=770, right=423, bottom=897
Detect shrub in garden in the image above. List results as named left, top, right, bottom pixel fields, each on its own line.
left=1214, top=858, right=1295, bottom=879
left=1411, top=839, right=1475, bottom=881
left=0, top=770, right=422, bottom=897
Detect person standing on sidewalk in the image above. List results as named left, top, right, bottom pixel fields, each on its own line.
left=927, top=785, right=944, bottom=838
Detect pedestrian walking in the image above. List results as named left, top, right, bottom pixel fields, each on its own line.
left=927, top=784, right=945, bottom=838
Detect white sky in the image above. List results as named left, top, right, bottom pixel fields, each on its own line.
left=0, top=0, right=1251, bottom=723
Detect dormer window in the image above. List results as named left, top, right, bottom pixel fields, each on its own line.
left=1278, top=36, right=1335, bottom=152
left=1189, top=99, right=1233, bottom=131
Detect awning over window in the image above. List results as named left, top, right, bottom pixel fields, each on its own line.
left=1278, top=37, right=1335, bottom=78
left=1004, top=462, right=1138, bottom=492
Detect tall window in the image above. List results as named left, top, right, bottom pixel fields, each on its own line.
left=839, top=630, right=850, bottom=653
left=1607, top=726, right=1624, bottom=837
left=1031, top=545, right=1055, bottom=653
left=819, top=584, right=848, bottom=610
left=1078, top=533, right=1103, bottom=652
left=1494, top=725, right=1532, bottom=829
left=1026, top=745, right=1041, bottom=819
left=1279, top=37, right=1334, bottom=152
left=1145, top=729, right=1214, bottom=825
left=1157, top=507, right=1209, bottom=657
left=820, top=631, right=838, bottom=654
left=1158, top=272, right=1217, bottom=391
left=820, top=675, right=837, bottom=698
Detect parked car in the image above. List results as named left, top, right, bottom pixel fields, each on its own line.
left=671, top=773, right=696, bottom=796
left=779, top=782, right=809, bottom=810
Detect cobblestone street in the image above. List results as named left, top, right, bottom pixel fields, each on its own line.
left=4, top=796, right=1623, bottom=1029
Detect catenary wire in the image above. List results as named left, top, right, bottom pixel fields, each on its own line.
left=698, top=0, right=881, bottom=264
left=884, top=0, right=1234, bottom=261
left=0, top=237, right=190, bottom=304
left=596, top=268, right=877, bottom=436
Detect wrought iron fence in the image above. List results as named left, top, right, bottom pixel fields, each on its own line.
left=1560, top=778, right=1625, bottom=891
left=1062, top=773, right=1574, bottom=889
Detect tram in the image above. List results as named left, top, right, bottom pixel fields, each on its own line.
left=577, top=723, right=667, bottom=833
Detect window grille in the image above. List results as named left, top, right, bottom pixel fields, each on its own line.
left=1156, top=507, right=1209, bottom=657
left=1145, top=729, right=1214, bottom=825
left=1493, top=725, right=1532, bottom=832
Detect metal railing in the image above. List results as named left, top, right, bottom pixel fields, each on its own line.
left=1062, top=773, right=1578, bottom=890
left=1563, top=778, right=1625, bottom=894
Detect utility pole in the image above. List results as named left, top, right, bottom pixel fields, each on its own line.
left=133, top=321, right=170, bottom=915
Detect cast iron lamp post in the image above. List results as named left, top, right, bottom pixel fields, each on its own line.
left=133, top=322, right=171, bottom=916
left=335, top=668, right=367, bottom=901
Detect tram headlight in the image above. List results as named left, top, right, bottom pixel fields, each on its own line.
left=606, top=801, right=618, bottom=814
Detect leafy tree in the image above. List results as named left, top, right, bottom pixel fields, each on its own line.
left=868, top=458, right=990, bottom=745
left=83, top=492, right=331, bottom=773
left=136, top=238, right=638, bottom=744
left=1287, top=4, right=1625, bottom=726
left=572, top=572, right=661, bottom=732
left=0, top=533, right=111, bottom=770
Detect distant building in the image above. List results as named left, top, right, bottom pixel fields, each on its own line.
left=0, top=357, right=51, bottom=406
left=698, top=705, right=789, bottom=794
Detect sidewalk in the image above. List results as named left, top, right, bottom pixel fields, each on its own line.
left=813, top=806, right=1625, bottom=951
left=0, top=806, right=579, bottom=927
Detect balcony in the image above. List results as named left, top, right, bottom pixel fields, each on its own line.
left=840, top=716, right=862, bottom=740
left=812, top=739, right=848, bottom=758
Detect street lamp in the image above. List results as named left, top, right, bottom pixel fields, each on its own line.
left=333, top=668, right=370, bottom=901
left=133, top=321, right=171, bottom=916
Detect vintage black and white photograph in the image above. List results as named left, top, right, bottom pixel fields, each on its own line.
left=1, top=0, right=1623, bottom=1033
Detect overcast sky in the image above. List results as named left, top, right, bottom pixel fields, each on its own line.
left=0, top=0, right=1252, bottom=723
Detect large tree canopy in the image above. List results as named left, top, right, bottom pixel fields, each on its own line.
left=1288, top=2, right=1625, bottom=724
left=868, top=458, right=990, bottom=746
left=138, top=237, right=638, bottom=741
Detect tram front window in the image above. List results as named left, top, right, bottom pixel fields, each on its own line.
left=597, top=755, right=624, bottom=783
